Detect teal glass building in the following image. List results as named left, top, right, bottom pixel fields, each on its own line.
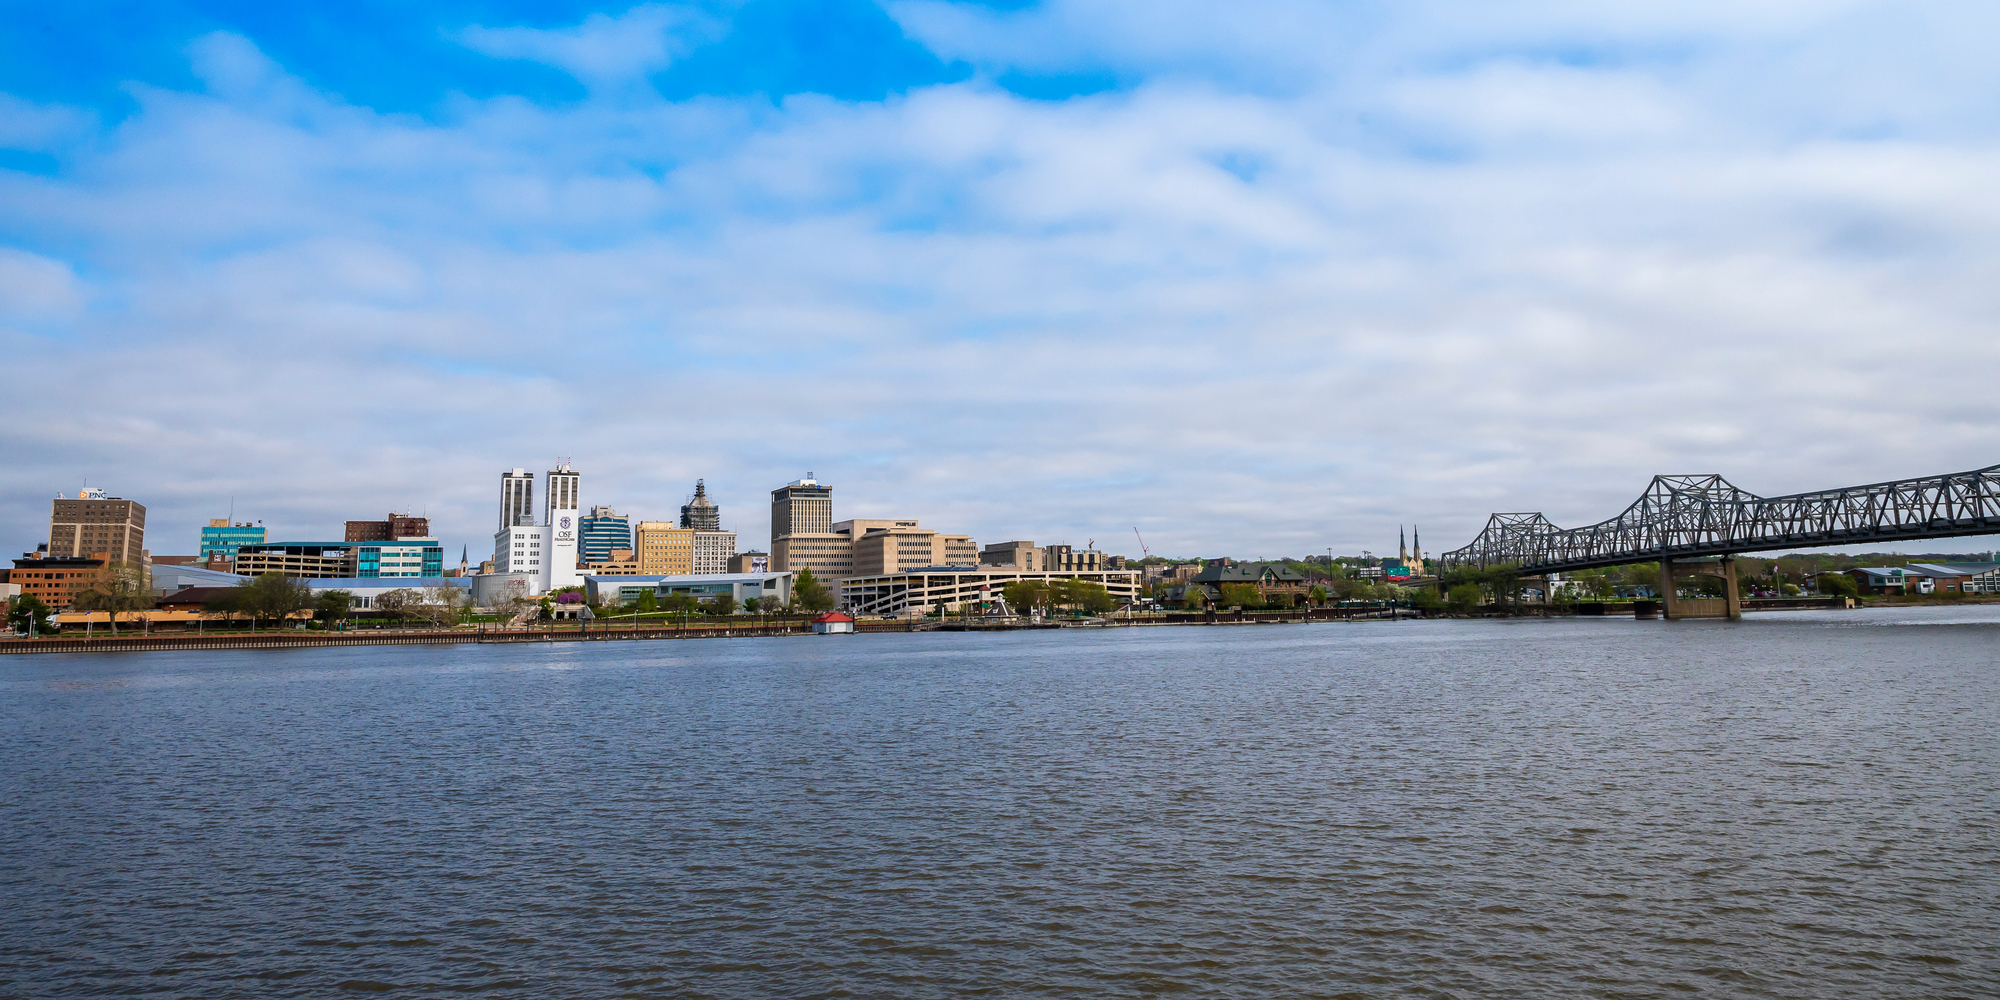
left=199, top=521, right=265, bottom=563
left=580, top=507, right=631, bottom=562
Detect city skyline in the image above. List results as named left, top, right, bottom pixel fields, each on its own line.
left=5, top=3, right=2000, bottom=560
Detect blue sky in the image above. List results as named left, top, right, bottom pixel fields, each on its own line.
left=4, top=0, right=2000, bottom=561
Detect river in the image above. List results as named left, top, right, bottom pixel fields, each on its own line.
left=3, top=606, right=1996, bottom=997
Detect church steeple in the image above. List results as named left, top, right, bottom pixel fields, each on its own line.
left=1398, top=525, right=1409, bottom=563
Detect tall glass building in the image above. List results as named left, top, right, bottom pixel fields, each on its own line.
left=580, top=506, right=632, bottom=562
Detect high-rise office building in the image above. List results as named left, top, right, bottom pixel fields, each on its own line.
left=49, top=488, right=146, bottom=565
left=692, top=531, right=737, bottom=574
left=634, top=521, right=695, bottom=575
left=543, top=461, right=582, bottom=591
left=680, top=480, right=721, bottom=531
left=200, top=519, right=265, bottom=567
left=771, top=474, right=832, bottom=540
left=580, top=506, right=632, bottom=563
left=500, top=469, right=534, bottom=529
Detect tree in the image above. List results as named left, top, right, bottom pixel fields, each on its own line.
left=1219, top=583, right=1261, bottom=609
left=742, top=596, right=761, bottom=614
left=1447, top=584, right=1483, bottom=612
left=636, top=589, right=658, bottom=614
left=416, top=584, right=468, bottom=627
left=375, top=587, right=421, bottom=624
left=316, top=590, right=354, bottom=626
left=1002, top=580, right=1049, bottom=614
left=708, top=592, right=737, bottom=617
left=793, top=567, right=835, bottom=612
left=1308, top=585, right=1329, bottom=607
left=8, top=593, right=51, bottom=634
left=212, top=573, right=313, bottom=630
left=71, top=562, right=152, bottom=635
left=1075, top=582, right=1117, bottom=615
left=1818, top=573, right=1859, bottom=598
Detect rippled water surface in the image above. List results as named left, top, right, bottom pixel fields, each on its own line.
left=4, top=607, right=1998, bottom=998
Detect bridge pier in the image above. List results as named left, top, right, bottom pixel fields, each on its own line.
left=1660, top=559, right=1681, bottom=619
left=1722, top=555, right=1742, bottom=620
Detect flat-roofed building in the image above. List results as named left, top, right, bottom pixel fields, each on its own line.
left=980, top=541, right=1040, bottom=570
left=585, top=571, right=794, bottom=611
left=842, top=568, right=1141, bottom=619
left=729, top=551, right=769, bottom=573
left=1041, top=544, right=1108, bottom=572
left=233, top=542, right=355, bottom=579
left=344, top=513, right=429, bottom=543
left=49, top=489, right=145, bottom=565
left=10, top=553, right=111, bottom=608
left=199, top=520, right=264, bottom=569
left=693, top=530, right=737, bottom=574
left=772, top=532, right=853, bottom=578
left=635, top=522, right=695, bottom=575
left=848, top=522, right=977, bottom=575
left=580, top=506, right=632, bottom=563
left=771, top=474, right=833, bottom=538
left=353, top=537, right=443, bottom=578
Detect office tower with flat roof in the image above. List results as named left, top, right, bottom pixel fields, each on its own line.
left=543, top=461, right=582, bottom=591
left=692, top=530, right=737, bottom=574
left=49, top=488, right=146, bottom=565
left=680, top=480, right=721, bottom=531
left=500, top=469, right=534, bottom=529
left=635, top=522, right=695, bottom=575
left=580, top=506, right=632, bottom=563
left=771, top=474, right=832, bottom=540
left=200, top=519, right=265, bottom=568
left=345, top=513, right=430, bottom=543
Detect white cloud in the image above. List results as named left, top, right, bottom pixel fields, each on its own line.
left=4, top=6, right=2000, bottom=561
left=456, top=4, right=718, bottom=92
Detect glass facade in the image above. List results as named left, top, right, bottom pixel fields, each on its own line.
left=355, top=539, right=444, bottom=578
left=580, top=509, right=632, bottom=562
left=199, top=523, right=265, bottom=562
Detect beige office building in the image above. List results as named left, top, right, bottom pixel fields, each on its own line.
left=772, top=533, right=854, bottom=578
left=980, top=541, right=1040, bottom=571
left=49, top=489, right=146, bottom=565
left=771, top=475, right=833, bottom=538
left=849, top=523, right=976, bottom=575
left=693, top=530, right=737, bottom=575
left=635, top=522, right=695, bottom=575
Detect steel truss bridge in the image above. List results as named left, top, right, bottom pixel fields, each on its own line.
left=1438, top=462, right=2000, bottom=576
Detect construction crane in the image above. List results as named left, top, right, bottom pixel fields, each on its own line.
left=1133, top=527, right=1150, bottom=560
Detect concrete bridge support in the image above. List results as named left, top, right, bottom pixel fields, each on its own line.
left=1660, top=556, right=1743, bottom=620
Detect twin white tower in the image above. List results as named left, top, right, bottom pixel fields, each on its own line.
left=493, top=460, right=581, bottom=594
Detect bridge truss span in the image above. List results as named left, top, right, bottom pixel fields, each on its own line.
left=1438, top=462, right=2000, bottom=575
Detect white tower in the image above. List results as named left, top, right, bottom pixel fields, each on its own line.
left=543, top=460, right=582, bottom=592
left=493, top=467, right=546, bottom=589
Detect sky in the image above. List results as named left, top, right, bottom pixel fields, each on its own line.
left=4, top=0, right=1999, bottom=563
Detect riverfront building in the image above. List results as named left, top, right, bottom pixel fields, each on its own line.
left=344, top=513, right=429, bottom=543
left=634, top=522, right=694, bottom=575
left=198, top=520, right=264, bottom=568
left=579, top=506, right=632, bottom=563
left=48, top=488, right=145, bottom=565
left=486, top=461, right=583, bottom=594
left=352, top=538, right=444, bottom=578
left=583, top=571, right=794, bottom=610
left=841, top=567, right=1141, bottom=619
left=233, top=542, right=355, bottom=578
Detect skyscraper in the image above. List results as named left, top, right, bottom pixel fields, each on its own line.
left=771, top=474, right=832, bottom=539
left=580, top=505, right=632, bottom=562
left=680, top=480, right=720, bottom=531
left=543, top=461, right=582, bottom=591
left=500, top=469, right=534, bottom=529
left=49, top=487, right=146, bottom=565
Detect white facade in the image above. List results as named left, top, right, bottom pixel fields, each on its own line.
left=693, top=530, right=737, bottom=575
left=543, top=462, right=582, bottom=592
left=494, top=525, right=546, bottom=590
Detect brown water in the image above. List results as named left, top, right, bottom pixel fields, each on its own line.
left=3, top=607, right=1997, bottom=997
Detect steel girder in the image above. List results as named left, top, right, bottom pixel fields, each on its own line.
left=1437, top=463, right=2000, bottom=575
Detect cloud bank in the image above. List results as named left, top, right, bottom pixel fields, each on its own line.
left=2, top=1, right=1998, bottom=561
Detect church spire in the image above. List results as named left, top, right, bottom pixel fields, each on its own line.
left=1398, top=525, right=1408, bottom=563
